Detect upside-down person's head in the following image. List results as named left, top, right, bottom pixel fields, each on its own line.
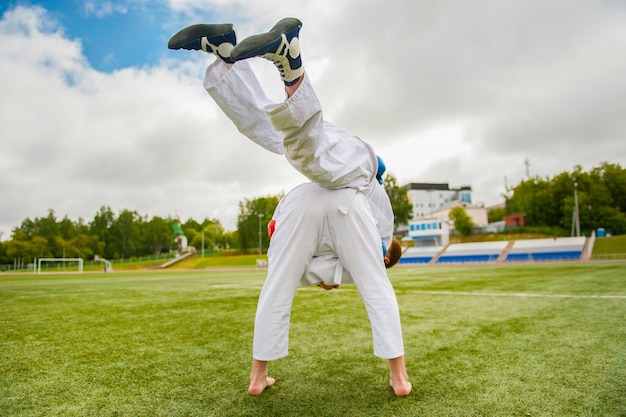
left=384, top=236, right=402, bottom=269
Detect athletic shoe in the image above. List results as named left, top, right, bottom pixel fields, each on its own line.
left=168, top=23, right=236, bottom=63
left=230, top=17, right=303, bottom=85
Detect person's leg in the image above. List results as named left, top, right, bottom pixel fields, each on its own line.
left=230, top=18, right=377, bottom=190
left=203, top=60, right=284, bottom=154
left=249, top=183, right=326, bottom=395
left=327, top=189, right=412, bottom=396
left=268, top=74, right=377, bottom=190
left=169, top=22, right=285, bottom=154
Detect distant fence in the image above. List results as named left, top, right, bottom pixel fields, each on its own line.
left=1, top=253, right=179, bottom=273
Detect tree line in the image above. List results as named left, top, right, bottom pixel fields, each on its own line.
left=3, top=163, right=621, bottom=266
left=0, top=206, right=233, bottom=266
left=0, top=174, right=412, bottom=267
left=498, top=162, right=626, bottom=236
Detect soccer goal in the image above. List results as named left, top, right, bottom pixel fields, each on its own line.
left=37, top=258, right=84, bottom=274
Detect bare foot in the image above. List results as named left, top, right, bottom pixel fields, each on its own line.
left=248, top=375, right=275, bottom=396
left=390, top=379, right=412, bottom=397
left=388, top=356, right=412, bottom=396
left=390, top=375, right=412, bottom=397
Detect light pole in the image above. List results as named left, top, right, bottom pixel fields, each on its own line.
left=201, top=230, right=205, bottom=257
left=572, top=181, right=581, bottom=237
left=258, top=214, right=265, bottom=255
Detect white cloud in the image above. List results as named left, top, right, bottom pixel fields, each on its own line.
left=83, top=2, right=129, bottom=18
left=0, top=6, right=304, bottom=238
left=1, top=1, right=626, bottom=240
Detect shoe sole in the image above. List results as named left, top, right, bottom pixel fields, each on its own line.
left=168, top=23, right=234, bottom=49
left=230, top=17, right=301, bottom=61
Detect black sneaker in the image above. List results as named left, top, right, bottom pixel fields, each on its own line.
left=230, top=18, right=303, bottom=85
left=168, top=23, right=236, bottom=63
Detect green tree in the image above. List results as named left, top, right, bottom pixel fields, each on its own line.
left=110, top=209, right=142, bottom=258
left=4, top=236, right=49, bottom=261
left=506, top=163, right=626, bottom=235
left=181, top=218, right=201, bottom=249
left=90, top=206, right=115, bottom=258
left=143, top=216, right=173, bottom=255
left=506, top=176, right=559, bottom=226
left=15, top=218, right=37, bottom=239
left=222, top=230, right=238, bottom=251
left=488, top=206, right=505, bottom=223
left=596, top=162, right=626, bottom=214
left=188, top=219, right=225, bottom=254
left=70, top=234, right=102, bottom=260
left=384, top=174, right=413, bottom=232
left=206, top=219, right=226, bottom=250
left=32, top=209, right=61, bottom=255
left=237, top=194, right=281, bottom=253
left=449, top=206, right=474, bottom=236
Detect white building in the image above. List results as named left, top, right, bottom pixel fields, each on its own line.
left=405, top=219, right=450, bottom=247
left=405, top=183, right=473, bottom=218
left=398, top=182, right=489, bottom=242
left=424, top=204, right=489, bottom=229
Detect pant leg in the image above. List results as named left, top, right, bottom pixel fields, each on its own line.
left=253, top=183, right=325, bottom=360
left=326, top=189, right=405, bottom=359
left=203, top=60, right=284, bottom=155
left=266, top=75, right=377, bottom=190
left=267, top=74, right=393, bottom=256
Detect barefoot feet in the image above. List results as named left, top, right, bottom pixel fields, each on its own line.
left=388, top=356, right=412, bottom=396
left=248, top=375, right=275, bottom=396
left=390, top=376, right=412, bottom=397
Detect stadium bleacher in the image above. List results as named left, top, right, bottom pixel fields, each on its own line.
left=399, top=237, right=588, bottom=265
left=436, top=241, right=509, bottom=264
left=398, top=246, right=441, bottom=264
left=504, top=237, right=586, bottom=262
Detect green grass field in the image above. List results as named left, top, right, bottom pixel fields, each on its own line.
left=593, top=235, right=626, bottom=259
left=1, top=263, right=625, bottom=416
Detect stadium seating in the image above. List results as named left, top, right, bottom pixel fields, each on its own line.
left=504, top=237, right=586, bottom=262
left=436, top=241, right=509, bottom=264
left=398, top=246, right=441, bottom=264
left=399, top=237, right=587, bottom=265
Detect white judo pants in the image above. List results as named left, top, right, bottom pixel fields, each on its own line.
left=203, top=60, right=404, bottom=360
left=259, top=183, right=404, bottom=360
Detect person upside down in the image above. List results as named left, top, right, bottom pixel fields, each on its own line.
left=168, top=17, right=412, bottom=397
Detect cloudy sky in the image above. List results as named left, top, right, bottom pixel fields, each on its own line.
left=1, top=0, right=625, bottom=240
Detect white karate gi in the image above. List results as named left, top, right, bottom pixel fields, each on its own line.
left=203, top=60, right=404, bottom=360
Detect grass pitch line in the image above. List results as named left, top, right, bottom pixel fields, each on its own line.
left=408, top=290, right=626, bottom=299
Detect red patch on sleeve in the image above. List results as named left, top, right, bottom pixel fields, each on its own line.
left=267, top=219, right=276, bottom=238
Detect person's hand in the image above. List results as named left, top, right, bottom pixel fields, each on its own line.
left=317, top=282, right=340, bottom=291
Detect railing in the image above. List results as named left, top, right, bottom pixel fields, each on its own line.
left=1, top=253, right=180, bottom=272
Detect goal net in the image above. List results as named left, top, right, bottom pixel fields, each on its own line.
left=37, top=258, right=84, bottom=274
